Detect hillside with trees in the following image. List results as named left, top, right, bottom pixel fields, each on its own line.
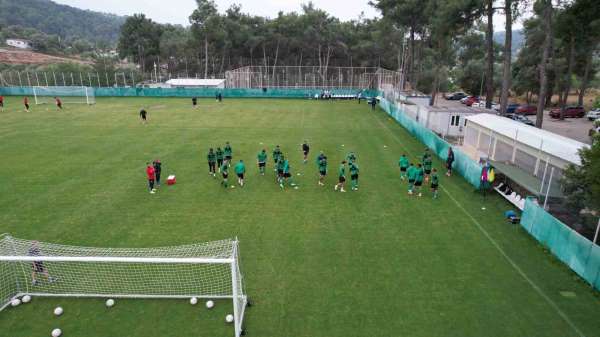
left=0, top=0, right=125, bottom=47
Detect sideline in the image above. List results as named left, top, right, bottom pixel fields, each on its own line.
left=370, top=107, right=586, bottom=337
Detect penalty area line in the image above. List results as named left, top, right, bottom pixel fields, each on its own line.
left=370, top=108, right=586, bottom=337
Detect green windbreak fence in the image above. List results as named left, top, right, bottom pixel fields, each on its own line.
left=0, top=86, right=378, bottom=99
left=378, top=97, right=482, bottom=188
left=521, top=198, right=600, bottom=290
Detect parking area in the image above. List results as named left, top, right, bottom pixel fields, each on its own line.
left=435, top=94, right=594, bottom=144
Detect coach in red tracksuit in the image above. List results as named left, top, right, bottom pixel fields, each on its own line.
left=146, top=163, right=156, bottom=194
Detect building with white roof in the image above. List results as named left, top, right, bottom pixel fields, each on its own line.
left=462, top=113, right=588, bottom=206
left=5, top=38, right=31, bottom=49
left=165, top=78, right=225, bottom=88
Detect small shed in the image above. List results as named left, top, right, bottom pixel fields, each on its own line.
left=6, top=38, right=31, bottom=49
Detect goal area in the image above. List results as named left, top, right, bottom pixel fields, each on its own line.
left=0, top=235, right=248, bottom=337
left=33, top=86, right=95, bottom=105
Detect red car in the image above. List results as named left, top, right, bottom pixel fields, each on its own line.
left=516, top=105, right=537, bottom=115
left=464, top=96, right=480, bottom=107
left=549, top=106, right=585, bottom=119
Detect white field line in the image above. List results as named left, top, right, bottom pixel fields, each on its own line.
left=370, top=108, right=586, bottom=337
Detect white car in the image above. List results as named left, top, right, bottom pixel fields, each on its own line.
left=586, top=108, right=600, bottom=121
left=473, top=101, right=500, bottom=110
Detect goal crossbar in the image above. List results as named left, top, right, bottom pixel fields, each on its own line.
left=0, top=256, right=234, bottom=264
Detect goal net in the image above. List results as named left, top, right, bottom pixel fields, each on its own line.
left=0, top=235, right=248, bottom=337
left=32, top=86, right=95, bottom=105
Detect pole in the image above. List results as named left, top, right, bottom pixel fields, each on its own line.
left=230, top=241, right=241, bottom=337
left=593, top=218, right=600, bottom=245
left=539, top=156, right=550, bottom=195
left=543, top=167, right=554, bottom=210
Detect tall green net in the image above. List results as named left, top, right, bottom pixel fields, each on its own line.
left=0, top=86, right=379, bottom=99
left=521, top=198, right=600, bottom=290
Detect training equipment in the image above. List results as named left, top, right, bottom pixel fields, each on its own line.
left=190, top=297, right=198, bottom=305
left=21, top=295, right=31, bottom=303
left=206, top=300, right=214, bottom=309
left=54, top=307, right=63, bottom=316
left=51, top=328, right=62, bottom=337
left=0, top=235, right=248, bottom=337
left=10, top=298, right=20, bottom=307
left=33, top=86, right=95, bottom=105
left=226, top=314, right=234, bottom=323
left=105, top=299, right=115, bottom=307
left=167, top=175, right=176, bottom=185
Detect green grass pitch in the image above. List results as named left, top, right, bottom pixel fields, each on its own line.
left=0, top=96, right=599, bottom=337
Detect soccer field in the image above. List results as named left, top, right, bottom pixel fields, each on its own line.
left=0, top=97, right=599, bottom=337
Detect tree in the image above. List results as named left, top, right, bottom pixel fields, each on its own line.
left=189, top=0, right=219, bottom=78
left=118, top=14, right=162, bottom=73
left=562, top=135, right=600, bottom=224
left=535, top=0, right=553, bottom=128
left=499, top=0, right=517, bottom=115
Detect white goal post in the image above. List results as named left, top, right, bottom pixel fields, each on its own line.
left=0, top=234, right=248, bottom=337
left=32, top=86, right=95, bottom=105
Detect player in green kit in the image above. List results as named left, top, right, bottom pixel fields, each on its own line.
left=276, top=154, right=286, bottom=186
left=216, top=147, right=224, bottom=172
left=430, top=168, right=439, bottom=199
left=281, top=158, right=296, bottom=189
left=407, top=163, right=416, bottom=194
left=413, top=163, right=425, bottom=197
left=257, top=149, right=267, bottom=175
left=234, top=160, right=246, bottom=187
left=224, top=142, right=233, bottom=166
left=207, top=148, right=217, bottom=177
left=220, top=162, right=229, bottom=188
left=347, top=152, right=357, bottom=165
left=317, top=152, right=327, bottom=186
left=423, top=153, right=433, bottom=182
left=349, top=162, right=359, bottom=191
left=335, top=161, right=347, bottom=192
left=273, top=145, right=282, bottom=172
left=398, top=154, right=409, bottom=180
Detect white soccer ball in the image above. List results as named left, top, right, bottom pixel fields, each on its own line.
left=11, top=299, right=21, bottom=307
left=54, top=307, right=63, bottom=316
left=105, top=299, right=115, bottom=307
left=51, top=328, right=62, bottom=337
left=225, top=314, right=234, bottom=323
left=21, top=295, right=31, bottom=303
left=231, top=185, right=235, bottom=189
left=190, top=297, right=198, bottom=305
left=205, top=300, right=214, bottom=309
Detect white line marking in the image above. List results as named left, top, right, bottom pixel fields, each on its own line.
left=371, top=108, right=586, bottom=337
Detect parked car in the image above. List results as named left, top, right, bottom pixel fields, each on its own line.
left=549, top=106, right=585, bottom=119
left=464, top=96, right=480, bottom=106
left=445, top=92, right=467, bottom=100
left=505, top=103, right=520, bottom=114
left=516, top=105, right=537, bottom=115
left=472, top=101, right=500, bottom=110
left=504, top=113, right=535, bottom=126
left=460, top=96, right=470, bottom=104
left=586, top=108, right=600, bottom=121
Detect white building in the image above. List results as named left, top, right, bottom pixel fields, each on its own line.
left=461, top=113, right=588, bottom=207
left=5, top=38, right=31, bottom=49
left=396, top=94, right=492, bottom=138
left=165, top=78, right=225, bottom=89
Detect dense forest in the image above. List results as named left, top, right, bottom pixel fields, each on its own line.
left=0, top=0, right=124, bottom=49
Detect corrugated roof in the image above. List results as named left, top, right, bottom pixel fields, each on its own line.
left=465, top=113, right=587, bottom=165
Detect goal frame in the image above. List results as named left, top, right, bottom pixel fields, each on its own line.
left=0, top=235, right=248, bottom=337
left=32, top=86, right=95, bottom=105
